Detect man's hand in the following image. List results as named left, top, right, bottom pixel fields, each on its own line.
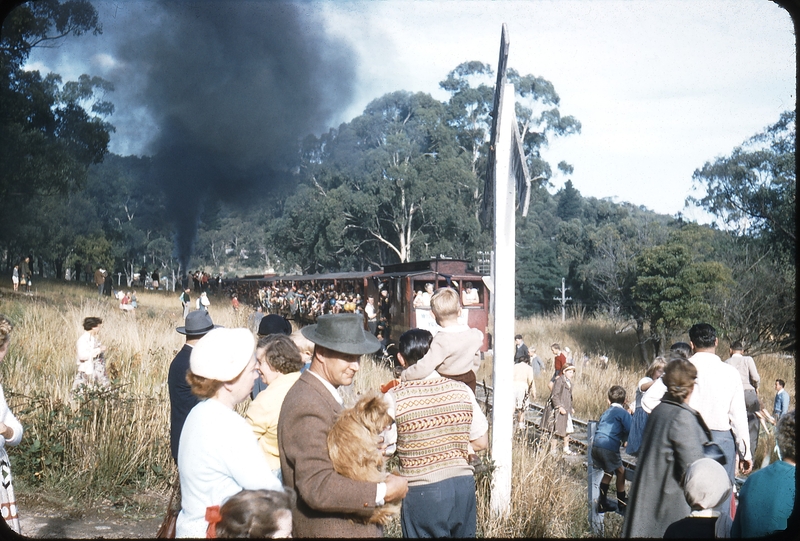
left=383, top=474, right=408, bottom=503
left=739, top=459, right=753, bottom=475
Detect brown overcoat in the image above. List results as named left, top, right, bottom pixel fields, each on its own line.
left=541, top=374, right=573, bottom=437
left=278, top=370, right=382, bottom=538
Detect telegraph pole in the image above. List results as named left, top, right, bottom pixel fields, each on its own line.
left=554, top=277, right=571, bottom=322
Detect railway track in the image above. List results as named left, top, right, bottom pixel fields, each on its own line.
left=475, top=382, right=637, bottom=466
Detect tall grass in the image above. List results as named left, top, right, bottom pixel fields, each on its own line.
left=0, top=280, right=794, bottom=536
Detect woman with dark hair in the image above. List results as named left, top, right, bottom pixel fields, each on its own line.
left=176, top=328, right=282, bottom=538
left=73, top=316, right=109, bottom=391
left=623, top=355, right=714, bottom=538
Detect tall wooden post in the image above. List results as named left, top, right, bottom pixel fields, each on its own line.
left=489, top=80, right=518, bottom=516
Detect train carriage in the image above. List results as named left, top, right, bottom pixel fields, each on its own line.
left=234, top=258, right=490, bottom=352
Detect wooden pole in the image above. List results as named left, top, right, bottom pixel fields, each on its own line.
left=489, top=82, right=518, bottom=517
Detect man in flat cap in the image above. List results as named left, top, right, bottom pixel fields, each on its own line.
left=278, top=313, right=408, bottom=537
left=168, top=310, right=220, bottom=462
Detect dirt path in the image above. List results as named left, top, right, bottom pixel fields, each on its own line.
left=17, top=491, right=167, bottom=539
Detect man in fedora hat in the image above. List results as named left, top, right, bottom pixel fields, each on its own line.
left=251, top=314, right=294, bottom=400
left=278, top=313, right=409, bottom=537
left=168, top=310, right=221, bottom=462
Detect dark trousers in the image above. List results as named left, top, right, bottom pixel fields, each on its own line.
left=710, top=429, right=735, bottom=519
left=743, top=388, right=760, bottom=456
left=400, top=476, right=477, bottom=538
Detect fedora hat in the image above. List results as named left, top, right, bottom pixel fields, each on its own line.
left=258, top=314, right=292, bottom=337
left=176, top=310, right=221, bottom=336
left=190, top=328, right=255, bottom=382
left=563, top=363, right=576, bottom=373
left=301, top=313, right=381, bottom=356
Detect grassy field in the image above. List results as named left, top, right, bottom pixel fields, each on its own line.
left=0, top=279, right=794, bottom=537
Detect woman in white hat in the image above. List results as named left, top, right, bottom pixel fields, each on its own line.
left=176, top=328, right=283, bottom=538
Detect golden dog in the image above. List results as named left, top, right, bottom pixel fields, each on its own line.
left=327, top=392, right=400, bottom=525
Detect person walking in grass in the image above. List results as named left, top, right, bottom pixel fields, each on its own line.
left=73, top=317, right=110, bottom=392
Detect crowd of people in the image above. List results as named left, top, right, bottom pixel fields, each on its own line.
left=159, top=286, right=491, bottom=537
left=0, top=271, right=795, bottom=538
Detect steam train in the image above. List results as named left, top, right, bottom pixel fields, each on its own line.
left=232, top=258, right=491, bottom=352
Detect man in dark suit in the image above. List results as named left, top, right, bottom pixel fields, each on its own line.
left=167, top=311, right=220, bottom=462
left=278, top=313, right=408, bottom=537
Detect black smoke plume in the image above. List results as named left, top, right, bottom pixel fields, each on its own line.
left=114, top=1, right=356, bottom=271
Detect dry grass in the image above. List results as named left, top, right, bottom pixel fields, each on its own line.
left=0, top=280, right=794, bottom=536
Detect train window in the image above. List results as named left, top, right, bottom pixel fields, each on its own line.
left=461, top=281, right=481, bottom=306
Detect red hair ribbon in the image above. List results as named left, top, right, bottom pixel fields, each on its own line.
left=205, top=505, right=222, bottom=538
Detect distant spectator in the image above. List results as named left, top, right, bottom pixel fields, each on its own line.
left=514, top=334, right=530, bottom=364
left=732, top=409, right=795, bottom=537
left=548, top=343, right=567, bottom=391
left=592, top=385, right=632, bottom=514
left=725, top=341, right=760, bottom=456
left=663, top=458, right=733, bottom=538
left=11, top=265, right=19, bottom=293
left=248, top=306, right=265, bottom=334
left=180, top=288, right=191, bottom=319
left=231, top=294, right=240, bottom=313
left=94, top=267, right=107, bottom=296
left=197, top=291, right=210, bottom=312
left=73, top=317, right=110, bottom=391
left=513, top=346, right=535, bottom=431
left=773, top=379, right=790, bottom=421
left=529, top=347, right=545, bottom=376
left=541, top=363, right=576, bottom=455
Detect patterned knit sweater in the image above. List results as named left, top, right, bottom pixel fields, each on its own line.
left=392, top=378, right=474, bottom=486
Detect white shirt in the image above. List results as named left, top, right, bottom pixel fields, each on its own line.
left=176, top=399, right=282, bottom=538
left=76, top=331, right=102, bottom=374
left=689, top=351, right=751, bottom=460
left=641, top=377, right=667, bottom=414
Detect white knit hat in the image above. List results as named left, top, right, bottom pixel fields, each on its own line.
left=190, top=328, right=255, bottom=382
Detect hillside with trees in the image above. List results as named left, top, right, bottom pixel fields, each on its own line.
left=0, top=1, right=793, bottom=358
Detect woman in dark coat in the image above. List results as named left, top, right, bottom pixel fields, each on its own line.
left=622, top=355, right=712, bottom=538
left=541, top=363, right=576, bottom=455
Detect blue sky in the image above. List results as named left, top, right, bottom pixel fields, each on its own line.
left=24, top=0, right=795, bottom=221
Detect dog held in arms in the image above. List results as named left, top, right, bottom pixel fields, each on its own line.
left=327, top=392, right=400, bottom=525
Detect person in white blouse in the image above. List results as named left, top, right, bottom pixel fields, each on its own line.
left=176, top=328, right=283, bottom=538
left=0, top=314, right=24, bottom=534
left=73, top=317, right=109, bottom=391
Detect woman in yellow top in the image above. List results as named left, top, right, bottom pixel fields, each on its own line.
left=245, top=335, right=304, bottom=480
